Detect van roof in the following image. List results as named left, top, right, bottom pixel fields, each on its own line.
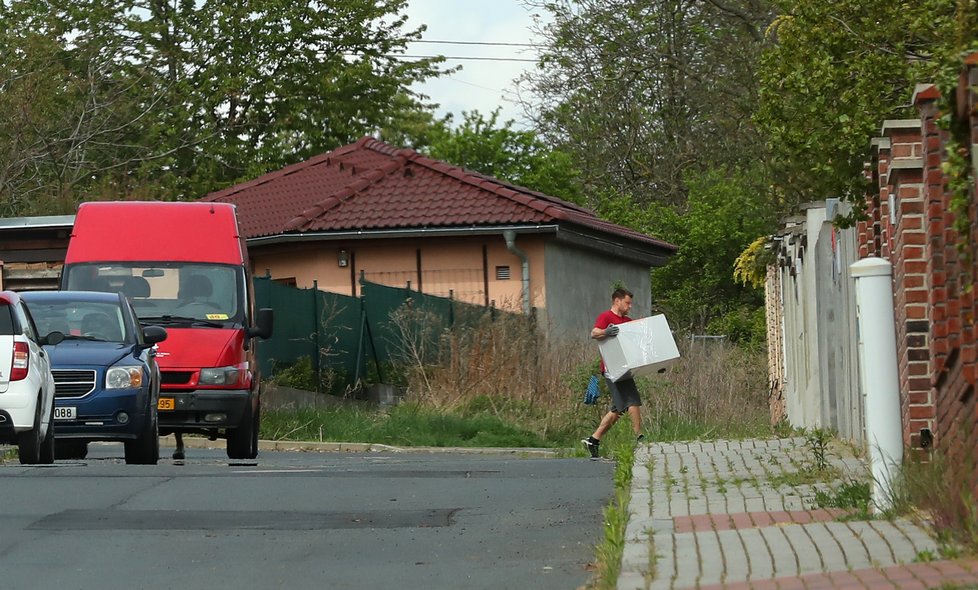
left=66, top=201, right=244, bottom=264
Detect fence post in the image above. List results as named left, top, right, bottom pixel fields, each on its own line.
left=850, top=257, right=903, bottom=512
left=312, top=280, right=321, bottom=393
left=449, top=289, right=455, bottom=327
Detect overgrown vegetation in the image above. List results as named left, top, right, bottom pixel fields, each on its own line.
left=265, top=309, right=772, bottom=453
left=889, top=445, right=978, bottom=556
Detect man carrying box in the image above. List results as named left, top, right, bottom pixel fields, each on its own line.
left=582, top=287, right=645, bottom=459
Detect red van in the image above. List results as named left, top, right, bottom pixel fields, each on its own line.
left=61, top=201, right=273, bottom=459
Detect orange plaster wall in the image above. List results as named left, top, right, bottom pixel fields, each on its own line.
left=251, top=234, right=548, bottom=313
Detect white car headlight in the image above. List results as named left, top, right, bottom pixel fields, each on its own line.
left=199, top=366, right=241, bottom=385
left=106, top=366, right=143, bottom=389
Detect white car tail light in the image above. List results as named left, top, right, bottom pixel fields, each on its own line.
left=11, top=341, right=29, bottom=381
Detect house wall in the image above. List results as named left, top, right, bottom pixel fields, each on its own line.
left=250, top=233, right=548, bottom=316
left=543, top=241, right=653, bottom=341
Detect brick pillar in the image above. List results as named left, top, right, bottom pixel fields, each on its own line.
left=875, top=138, right=891, bottom=258
left=881, top=119, right=931, bottom=448
left=914, top=60, right=978, bottom=502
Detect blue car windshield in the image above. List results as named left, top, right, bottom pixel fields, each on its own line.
left=63, top=262, right=244, bottom=325
left=29, top=300, right=129, bottom=343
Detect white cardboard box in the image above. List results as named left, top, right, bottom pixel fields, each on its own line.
left=598, top=314, right=680, bottom=382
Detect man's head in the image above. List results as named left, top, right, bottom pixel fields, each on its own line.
left=611, top=287, right=633, bottom=316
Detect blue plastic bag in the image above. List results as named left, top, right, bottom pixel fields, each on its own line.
left=584, top=375, right=600, bottom=405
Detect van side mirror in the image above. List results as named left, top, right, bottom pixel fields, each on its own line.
left=249, top=308, right=273, bottom=340
left=43, top=331, right=65, bottom=346
left=142, top=325, right=168, bottom=346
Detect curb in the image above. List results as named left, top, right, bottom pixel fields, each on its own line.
left=159, top=435, right=561, bottom=458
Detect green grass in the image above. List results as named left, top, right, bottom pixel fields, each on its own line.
left=261, top=403, right=557, bottom=448
left=261, top=401, right=778, bottom=456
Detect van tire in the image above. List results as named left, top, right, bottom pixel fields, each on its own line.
left=125, top=406, right=159, bottom=465
left=39, top=402, right=55, bottom=464
left=17, top=397, right=42, bottom=464
left=227, top=400, right=258, bottom=460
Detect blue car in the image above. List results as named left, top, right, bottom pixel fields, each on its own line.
left=22, top=291, right=167, bottom=464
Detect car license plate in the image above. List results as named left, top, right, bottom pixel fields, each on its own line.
left=54, top=406, right=76, bottom=420
left=157, top=397, right=175, bottom=411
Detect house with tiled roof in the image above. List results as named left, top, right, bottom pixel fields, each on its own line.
left=203, top=136, right=676, bottom=338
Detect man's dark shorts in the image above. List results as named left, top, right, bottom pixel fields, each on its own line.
left=604, top=376, right=641, bottom=415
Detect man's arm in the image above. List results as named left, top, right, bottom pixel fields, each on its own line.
left=591, top=322, right=618, bottom=339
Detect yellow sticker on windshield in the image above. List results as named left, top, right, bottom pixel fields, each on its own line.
left=206, top=313, right=229, bottom=320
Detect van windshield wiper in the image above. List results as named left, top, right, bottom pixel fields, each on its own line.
left=140, top=315, right=225, bottom=328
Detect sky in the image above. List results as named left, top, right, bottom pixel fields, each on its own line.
left=401, top=0, right=546, bottom=128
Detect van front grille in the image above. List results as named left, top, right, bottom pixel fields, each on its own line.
left=161, top=371, right=193, bottom=385
left=53, top=369, right=96, bottom=398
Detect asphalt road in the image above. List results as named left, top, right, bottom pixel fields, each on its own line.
left=0, top=443, right=615, bottom=590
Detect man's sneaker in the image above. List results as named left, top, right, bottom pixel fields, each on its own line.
left=582, top=437, right=600, bottom=459
left=636, top=434, right=646, bottom=444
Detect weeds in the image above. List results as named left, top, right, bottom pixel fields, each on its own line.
left=888, top=442, right=978, bottom=556
left=805, top=428, right=833, bottom=471
left=814, top=479, right=872, bottom=520
left=592, top=441, right=634, bottom=590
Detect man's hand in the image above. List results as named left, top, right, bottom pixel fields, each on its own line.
left=604, top=324, right=619, bottom=337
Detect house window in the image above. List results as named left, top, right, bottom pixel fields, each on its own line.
left=273, top=277, right=297, bottom=287
left=495, top=266, right=510, bottom=280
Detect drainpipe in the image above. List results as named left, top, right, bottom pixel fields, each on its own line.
left=502, top=230, right=530, bottom=315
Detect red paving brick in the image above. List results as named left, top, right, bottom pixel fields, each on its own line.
left=731, top=513, right=754, bottom=530
left=827, top=571, right=867, bottom=589
left=674, top=510, right=846, bottom=533
left=752, top=512, right=775, bottom=527
left=693, top=560, right=978, bottom=590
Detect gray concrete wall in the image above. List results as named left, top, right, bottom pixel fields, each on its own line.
left=543, top=241, right=653, bottom=341
left=813, top=205, right=863, bottom=442
left=772, top=200, right=864, bottom=444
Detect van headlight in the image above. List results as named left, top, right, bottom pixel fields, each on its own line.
left=107, top=366, right=143, bottom=389
left=199, top=366, right=241, bottom=385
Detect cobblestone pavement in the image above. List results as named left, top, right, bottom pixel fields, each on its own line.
left=619, top=438, right=978, bottom=590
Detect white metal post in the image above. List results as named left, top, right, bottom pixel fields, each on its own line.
left=850, top=257, right=904, bottom=512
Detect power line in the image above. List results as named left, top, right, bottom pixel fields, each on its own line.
left=399, top=54, right=538, bottom=63
left=412, top=39, right=540, bottom=48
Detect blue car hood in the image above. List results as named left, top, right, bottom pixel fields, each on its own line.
left=47, top=341, right=132, bottom=367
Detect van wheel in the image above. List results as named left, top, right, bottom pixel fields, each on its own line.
left=125, top=407, right=159, bottom=465
left=17, top=398, right=42, bottom=464
left=227, top=401, right=257, bottom=460
left=56, top=440, right=88, bottom=460
left=250, top=400, right=261, bottom=458
left=39, top=402, right=55, bottom=464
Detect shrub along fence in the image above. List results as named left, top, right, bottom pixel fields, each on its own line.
left=253, top=274, right=519, bottom=392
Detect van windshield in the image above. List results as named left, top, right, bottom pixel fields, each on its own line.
left=63, top=263, right=244, bottom=325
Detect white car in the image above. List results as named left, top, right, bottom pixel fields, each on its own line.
left=0, top=291, right=63, bottom=464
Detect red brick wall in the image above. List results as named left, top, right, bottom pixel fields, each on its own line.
left=850, top=57, right=978, bottom=501
left=909, top=60, right=978, bottom=498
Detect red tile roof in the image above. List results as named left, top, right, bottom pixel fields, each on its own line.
left=203, top=137, right=676, bottom=252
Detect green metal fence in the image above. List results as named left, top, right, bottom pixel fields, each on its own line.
left=254, top=275, right=515, bottom=391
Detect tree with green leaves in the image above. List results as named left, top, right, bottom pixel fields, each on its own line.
left=0, top=0, right=447, bottom=215
left=754, top=0, right=959, bottom=215
left=596, top=165, right=778, bottom=340
left=419, top=109, right=583, bottom=203
left=521, top=0, right=773, bottom=207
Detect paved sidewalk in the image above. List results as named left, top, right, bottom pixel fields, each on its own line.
left=619, top=437, right=978, bottom=590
